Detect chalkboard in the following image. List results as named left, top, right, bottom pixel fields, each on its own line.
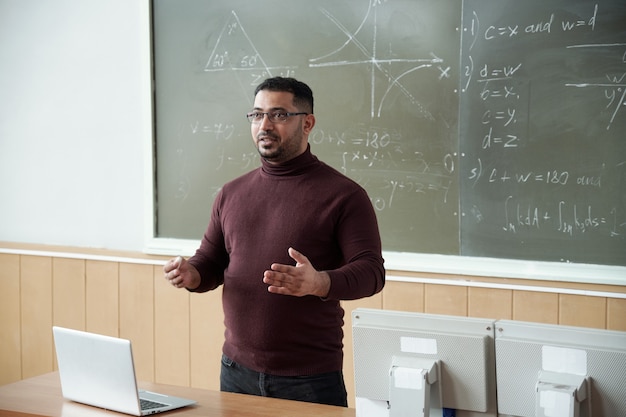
left=459, top=0, right=626, bottom=266
left=152, top=0, right=626, bottom=267
left=152, top=0, right=461, bottom=254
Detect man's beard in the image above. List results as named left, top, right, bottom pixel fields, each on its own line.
left=256, top=130, right=303, bottom=163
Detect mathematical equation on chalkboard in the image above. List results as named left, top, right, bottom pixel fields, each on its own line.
left=459, top=0, right=625, bottom=263
left=179, top=119, right=456, bottom=215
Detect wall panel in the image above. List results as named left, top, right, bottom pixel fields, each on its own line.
left=607, top=298, right=626, bottom=331
left=0, top=244, right=625, bottom=409
left=0, top=254, right=21, bottom=384
left=425, top=284, right=467, bottom=315
left=52, top=258, right=85, bottom=331
left=468, top=287, right=512, bottom=320
left=85, top=260, right=119, bottom=337
left=119, top=263, right=155, bottom=382
left=154, top=266, right=191, bottom=386
left=19, top=256, right=53, bottom=379
left=512, top=291, right=559, bottom=324
left=382, top=281, right=425, bottom=313
left=560, top=294, right=607, bottom=329
left=190, top=287, right=224, bottom=391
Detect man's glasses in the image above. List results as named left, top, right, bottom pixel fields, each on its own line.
left=246, top=111, right=308, bottom=124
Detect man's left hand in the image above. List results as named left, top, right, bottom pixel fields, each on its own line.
left=263, top=247, right=330, bottom=298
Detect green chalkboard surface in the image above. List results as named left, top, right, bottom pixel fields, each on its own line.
left=152, top=0, right=626, bottom=267
left=459, top=0, right=626, bottom=266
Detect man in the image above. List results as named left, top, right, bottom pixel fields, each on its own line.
left=163, top=77, right=385, bottom=407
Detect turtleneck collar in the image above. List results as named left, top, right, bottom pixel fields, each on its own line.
left=260, top=144, right=320, bottom=177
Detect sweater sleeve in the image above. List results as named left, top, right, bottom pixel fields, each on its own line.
left=324, top=187, right=385, bottom=301
left=187, top=192, right=229, bottom=293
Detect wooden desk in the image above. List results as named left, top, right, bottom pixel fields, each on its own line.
left=0, top=373, right=356, bottom=417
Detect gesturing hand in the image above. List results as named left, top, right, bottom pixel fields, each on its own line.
left=163, top=256, right=201, bottom=290
left=263, top=247, right=330, bottom=298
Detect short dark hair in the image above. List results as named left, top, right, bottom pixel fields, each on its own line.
left=254, top=77, right=314, bottom=114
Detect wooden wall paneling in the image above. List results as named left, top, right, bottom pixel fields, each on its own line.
left=0, top=253, right=21, bottom=385
left=4, top=246, right=626, bottom=394
left=189, top=287, right=224, bottom=391
left=85, top=260, right=119, bottom=337
left=468, top=287, right=512, bottom=320
left=607, top=298, right=626, bottom=331
left=154, top=265, right=191, bottom=387
left=342, top=293, right=383, bottom=409
left=559, top=294, right=607, bottom=329
left=19, top=255, right=53, bottom=379
left=424, top=284, right=467, bottom=316
left=512, top=290, right=559, bottom=324
left=382, top=280, right=425, bottom=313
left=119, top=263, right=155, bottom=382
left=52, top=258, right=86, bottom=332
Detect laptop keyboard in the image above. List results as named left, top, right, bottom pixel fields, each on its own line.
left=140, top=398, right=168, bottom=410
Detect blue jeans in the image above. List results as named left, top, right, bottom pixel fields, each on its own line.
left=220, top=354, right=348, bottom=407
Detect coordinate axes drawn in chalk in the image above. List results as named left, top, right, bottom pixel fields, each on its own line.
left=308, top=4, right=448, bottom=119
left=203, top=3, right=449, bottom=119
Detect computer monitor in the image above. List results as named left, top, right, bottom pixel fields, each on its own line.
left=352, top=308, right=498, bottom=417
left=494, top=320, right=626, bottom=417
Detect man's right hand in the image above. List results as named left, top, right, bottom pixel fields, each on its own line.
left=163, top=256, right=201, bottom=290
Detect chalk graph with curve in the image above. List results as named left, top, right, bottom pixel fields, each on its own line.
left=202, top=2, right=454, bottom=120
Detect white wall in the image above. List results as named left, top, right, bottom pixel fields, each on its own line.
left=0, top=0, right=151, bottom=251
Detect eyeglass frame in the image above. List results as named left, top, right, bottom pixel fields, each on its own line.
left=246, top=111, right=309, bottom=124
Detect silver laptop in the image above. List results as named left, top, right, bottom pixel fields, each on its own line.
left=53, top=326, right=196, bottom=416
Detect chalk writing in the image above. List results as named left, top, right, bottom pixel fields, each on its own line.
left=467, top=158, right=612, bottom=189
left=189, top=121, right=236, bottom=140
left=313, top=123, right=453, bottom=211
left=203, top=10, right=297, bottom=81
left=460, top=0, right=626, bottom=263
left=214, top=149, right=258, bottom=171
left=154, top=0, right=625, bottom=263
left=500, top=196, right=618, bottom=237
left=565, top=43, right=626, bottom=130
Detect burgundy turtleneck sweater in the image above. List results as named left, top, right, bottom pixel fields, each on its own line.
left=188, top=146, right=385, bottom=376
